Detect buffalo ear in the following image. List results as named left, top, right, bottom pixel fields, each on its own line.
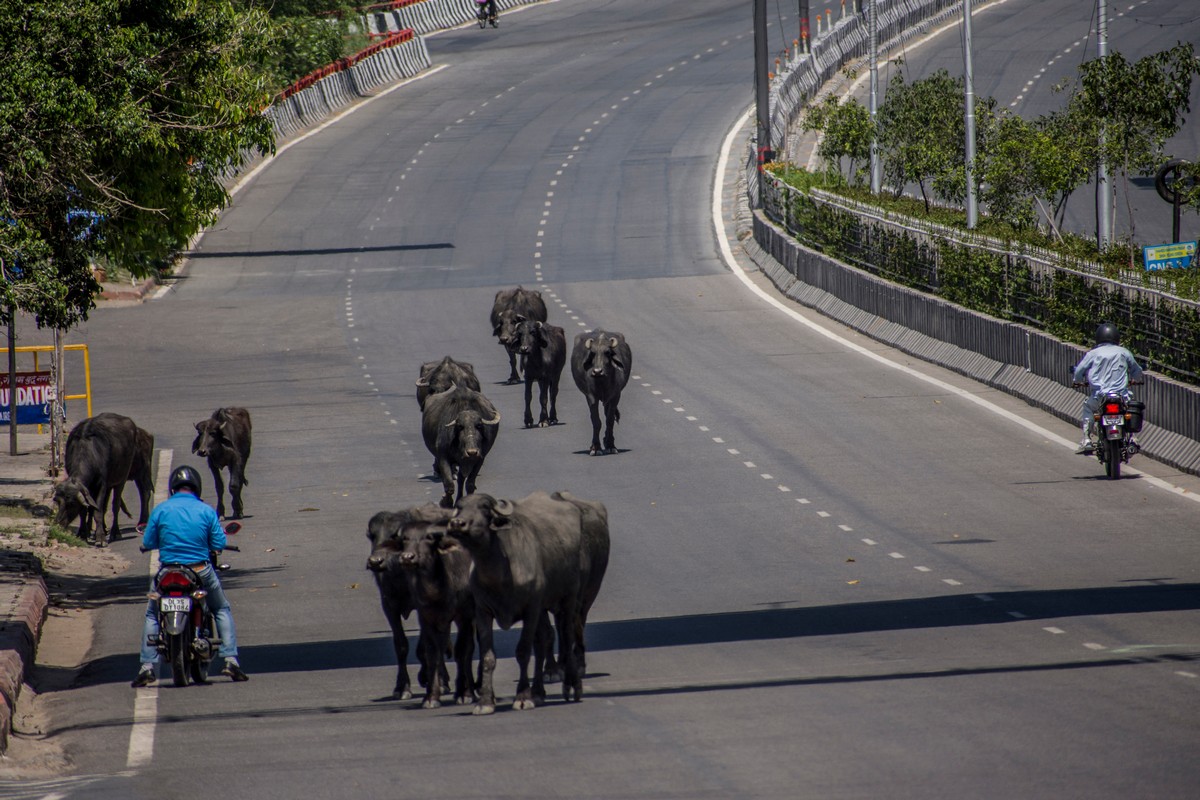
left=195, top=421, right=205, bottom=433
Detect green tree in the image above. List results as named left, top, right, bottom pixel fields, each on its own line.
left=1075, top=42, right=1200, bottom=249
left=0, top=0, right=279, bottom=330
left=877, top=69, right=964, bottom=211
left=802, top=95, right=873, bottom=186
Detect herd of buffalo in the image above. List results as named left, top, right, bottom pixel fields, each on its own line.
left=47, top=286, right=630, bottom=714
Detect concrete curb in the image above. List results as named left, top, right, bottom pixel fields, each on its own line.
left=0, top=552, right=48, bottom=754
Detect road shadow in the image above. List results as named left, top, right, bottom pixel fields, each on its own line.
left=70, top=581, right=1200, bottom=690
left=185, top=243, right=454, bottom=259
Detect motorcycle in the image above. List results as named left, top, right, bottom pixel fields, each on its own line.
left=1073, top=379, right=1145, bottom=479
left=141, top=521, right=241, bottom=686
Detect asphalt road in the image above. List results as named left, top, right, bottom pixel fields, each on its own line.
left=12, top=1, right=1200, bottom=798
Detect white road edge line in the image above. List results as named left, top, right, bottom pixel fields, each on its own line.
left=126, top=448, right=174, bottom=770
left=712, top=107, right=1200, bottom=505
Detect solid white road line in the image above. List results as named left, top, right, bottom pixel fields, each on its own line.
left=126, top=448, right=173, bottom=769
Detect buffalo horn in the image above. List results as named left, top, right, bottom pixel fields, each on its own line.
left=494, top=498, right=515, bottom=517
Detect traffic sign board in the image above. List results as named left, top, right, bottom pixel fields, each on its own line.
left=1143, top=240, right=1197, bottom=271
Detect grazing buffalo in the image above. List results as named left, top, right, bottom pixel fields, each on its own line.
left=421, top=384, right=500, bottom=508
left=514, top=319, right=566, bottom=428
left=365, top=506, right=451, bottom=701
left=570, top=330, right=633, bottom=455
left=192, top=407, right=252, bottom=519
left=446, top=491, right=597, bottom=714
left=53, top=413, right=143, bottom=546
left=415, top=356, right=481, bottom=412
left=396, top=510, right=478, bottom=708
left=491, top=287, right=548, bottom=384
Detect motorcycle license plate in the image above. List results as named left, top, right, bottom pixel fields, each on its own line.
left=160, top=596, right=191, bottom=612
left=1102, top=415, right=1123, bottom=425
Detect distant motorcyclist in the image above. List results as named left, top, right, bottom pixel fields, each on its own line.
left=1072, top=322, right=1144, bottom=454
left=132, top=465, right=248, bottom=687
left=477, top=0, right=497, bottom=24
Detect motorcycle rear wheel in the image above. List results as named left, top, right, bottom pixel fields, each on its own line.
left=168, top=635, right=188, bottom=687
left=1105, top=439, right=1122, bottom=479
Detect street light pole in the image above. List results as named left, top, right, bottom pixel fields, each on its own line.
left=962, top=0, right=978, bottom=229
left=1097, top=0, right=1112, bottom=247
left=754, top=0, right=773, bottom=181
left=869, top=0, right=881, bottom=193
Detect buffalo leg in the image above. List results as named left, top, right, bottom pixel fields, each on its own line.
left=514, top=613, right=540, bottom=710
left=523, top=378, right=536, bottom=428
left=603, top=400, right=619, bottom=454
left=209, top=463, right=227, bottom=519
left=436, top=459, right=456, bottom=508
left=473, top=609, right=497, bottom=715
left=229, top=465, right=245, bottom=519
left=586, top=398, right=603, bottom=455
left=418, top=615, right=446, bottom=709
left=537, top=379, right=551, bottom=427
left=504, top=347, right=521, bottom=384
left=538, top=610, right=562, bottom=684
left=453, top=616, right=477, bottom=704
left=382, top=602, right=412, bottom=700
left=547, top=379, right=559, bottom=426
left=108, top=481, right=125, bottom=540
left=556, top=605, right=581, bottom=702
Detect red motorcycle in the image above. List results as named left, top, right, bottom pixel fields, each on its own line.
left=142, top=522, right=241, bottom=686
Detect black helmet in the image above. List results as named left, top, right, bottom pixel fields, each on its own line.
left=168, top=465, right=203, bottom=497
left=1095, top=322, right=1120, bottom=345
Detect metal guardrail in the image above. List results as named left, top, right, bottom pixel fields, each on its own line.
left=1, top=344, right=92, bottom=423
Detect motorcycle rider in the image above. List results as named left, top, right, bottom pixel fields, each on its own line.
left=1072, top=321, right=1144, bottom=455
left=132, top=465, right=248, bottom=686
left=478, top=0, right=497, bottom=24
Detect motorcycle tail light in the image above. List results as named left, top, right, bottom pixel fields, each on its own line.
left=1104, top=402, right=1122, bottom=414
left=159, top=571, right=192, bottom=594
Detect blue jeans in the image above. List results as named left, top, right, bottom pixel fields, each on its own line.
left=140, top=564, right=238, bottom=663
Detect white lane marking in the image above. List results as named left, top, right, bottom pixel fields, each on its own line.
left=943, top=579, right=963, bottom=586
left=838, top=524, right=853, bottom=531
left=127, top=448, right=174, bottom=769
left=1083, top=643, right=1107, bottom=651
left=888, top=552, right=905, bottom=559
left=713, top=108, right=1200, bottom=505
left=862, top=538, right=878, bottom=546
left=914, top=566, right=931, bottom=572
left=1043, top=627, right=1066, bottom=634
left=1007, top=611, right=1027, bottom=619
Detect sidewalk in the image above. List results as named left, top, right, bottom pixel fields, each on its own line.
left=0, top=432, right=54, bottom=755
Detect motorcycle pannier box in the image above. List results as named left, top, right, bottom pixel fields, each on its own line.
left=1127, top=400, right=1145, bottom=433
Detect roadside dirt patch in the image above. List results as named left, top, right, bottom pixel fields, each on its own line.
left=0, top=508, right=129, bottom=778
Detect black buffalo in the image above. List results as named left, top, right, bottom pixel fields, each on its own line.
left=365, top=506, right=452, bottom=701
left=570, top=330, right=632, bottom=455
left=415, top=356, right=480, bottom=412
left=491, top=287, right=548, bottom=384
left=192, top=407, right=252, bottom=519
left=421, top=385, right=500, bottom=508
left=513, top=319, right=566, bottom=428
left=53, top=413, right=147, bottom=546
left=446, top=491, right=599, bottom=714
left=114, top=424, right=156, bottom=529
left=395, top=509, right=478, bottom=708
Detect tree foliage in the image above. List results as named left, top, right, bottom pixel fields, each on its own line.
left=0, top=0, right=280, bottom=330
left=802, top=95, right=873, bottom=186
left=1074, top=41, right=1200, bottom=242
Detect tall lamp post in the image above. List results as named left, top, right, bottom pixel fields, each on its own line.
left=754, top=0, right=774, bottom=195
left=962, top=0, right=978, bottom=229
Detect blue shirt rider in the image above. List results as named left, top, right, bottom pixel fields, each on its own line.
left=132, top=465, right=248, bottom=686
left=1073, top=322, right=1144, bottom=454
